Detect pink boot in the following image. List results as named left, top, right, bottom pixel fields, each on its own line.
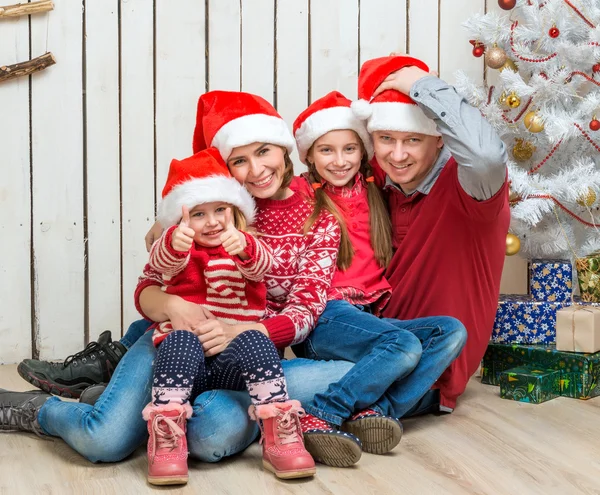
left=142, top=402, right=192, bottom=486
left=249, top=400, right=316, bottom=479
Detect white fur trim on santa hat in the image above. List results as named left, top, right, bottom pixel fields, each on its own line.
left=295, top=106, right=374, bottom=163
left=351, top=99, right=373, bottom=121
left=157, top=175, right=256, bottom=228
left=366, top=101, right=441, bottom=137
left=211, top=113, right=295, bottom=161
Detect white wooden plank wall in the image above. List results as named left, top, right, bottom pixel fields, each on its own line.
left=0, top=0, right=489, bottom=363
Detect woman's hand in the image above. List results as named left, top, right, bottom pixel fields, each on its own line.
left=145, top=220, right=165, bottom=252
left=165, top=296, right=216, bottom=331
left=194, top=320, right=241, bottom=356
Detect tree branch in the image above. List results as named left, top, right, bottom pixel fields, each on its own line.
left=0, top=52, right=56, bottom=83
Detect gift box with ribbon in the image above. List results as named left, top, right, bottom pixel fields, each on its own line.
left=556, top=305, right=600, bottom=353
left=499, top=367, right=561, bottom=404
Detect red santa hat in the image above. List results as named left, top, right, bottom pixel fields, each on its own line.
left=157, top=147, right=255, bottom=228
left=193, top=90, right=295, bottom=160
left=351, top=55, right=440, bottom=137
left=293, top=91, right=373, bottom=164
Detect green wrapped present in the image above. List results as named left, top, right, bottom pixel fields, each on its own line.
left=499, top=367, right=560, bottom=403
left=481, top=343, right=600, bottom=400
left=575, top=254, right=600, bottom=303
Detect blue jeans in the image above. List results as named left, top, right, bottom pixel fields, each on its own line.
left=302, top=300, right=467, bottom=422
left=37, top=320, right=354, bottom=463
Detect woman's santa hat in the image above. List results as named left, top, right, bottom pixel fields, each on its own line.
left=292, top=91, right=374, bottom=164
left=193, top=91, right=295, bottom=160
left=157, top=147, right=255, bottom=228
left=351, top=55, right=440, bottom=137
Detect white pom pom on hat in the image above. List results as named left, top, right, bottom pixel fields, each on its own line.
left=350, top=99, right=373, bottom=121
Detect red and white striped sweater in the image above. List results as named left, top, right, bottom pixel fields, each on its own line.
left=135, top=180, right=341, bottom=349
left=147, top=225, right=272, bottom=346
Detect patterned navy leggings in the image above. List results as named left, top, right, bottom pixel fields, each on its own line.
left=151, top=329, right=289, bottom=407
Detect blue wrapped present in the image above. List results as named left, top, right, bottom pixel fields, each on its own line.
left=529, top=259, right=572, bottom=302
left=492, top=295, right=568, bottom=344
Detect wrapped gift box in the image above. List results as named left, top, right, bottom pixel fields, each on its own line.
left=481, top=343, right=600, bottom=399
left=575, top=254, right=600, bottom=303
left=492, top=295, right=567, bottom=344
left=499, top=367, right=560, bottom=404
left=530, top=259, right=572, bottom=302
left=556, top=306, right=600, bottom=353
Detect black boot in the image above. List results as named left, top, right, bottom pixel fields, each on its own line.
left=18, top=331, right=126, bottom=399
left=0, top=389, right=50, bottom=436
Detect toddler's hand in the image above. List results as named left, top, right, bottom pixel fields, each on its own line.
left=171, top=206, right=195, bottom=252
left=220, top=208, right=247, bottom=256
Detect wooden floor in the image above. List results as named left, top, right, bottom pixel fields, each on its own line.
left=1, top=364, right=600, bottom=495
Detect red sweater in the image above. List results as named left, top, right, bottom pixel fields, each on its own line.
left=295, top=174, right=391, bottom=313
left=376, top=157, right=509, bottom=410
left=146, top=226, right=271, bottom=346
left=135, top=183, right=341, bottom=349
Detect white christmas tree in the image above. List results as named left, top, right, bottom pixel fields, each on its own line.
left=456, top=0, right=600, bottom=261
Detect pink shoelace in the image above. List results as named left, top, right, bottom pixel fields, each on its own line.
left=152, top=412, right=185, bottom=454
left=276, top=407, right=304, bottom=445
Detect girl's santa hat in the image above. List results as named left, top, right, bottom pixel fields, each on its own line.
left=292, top=91, right=373, bottom=164
left=351, top=55, right=440, bottom=137
left=157, top=147, right=255, bottom=228
left=193, top=91, right=295, bottom=160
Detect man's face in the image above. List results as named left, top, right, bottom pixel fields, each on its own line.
left=372, top=130, right=443, bottom=192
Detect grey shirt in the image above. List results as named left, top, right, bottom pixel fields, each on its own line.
left=385, top=76, right=507, bottom=200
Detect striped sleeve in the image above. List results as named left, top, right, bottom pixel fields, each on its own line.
left=148, top=225, right=190, bottom=277
left=235, top=233, right=273, bottom=282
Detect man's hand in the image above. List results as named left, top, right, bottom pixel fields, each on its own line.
left=220, top=208, right=248, bottom=258
left=145, top=221, right=165, bottom=252
left=171, top=206, right=196, bottom=252
left=373, top=53, right=439, bottom=97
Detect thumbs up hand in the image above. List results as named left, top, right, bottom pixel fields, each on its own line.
left=220, top=207, right=247, bottom=257
left=171, top=205, right=196, bottom=252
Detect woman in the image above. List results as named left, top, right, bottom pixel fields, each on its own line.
left=0, top=91, right=362, bottom=468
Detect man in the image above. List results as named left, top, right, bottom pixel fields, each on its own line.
left=352, top=55, right=509, bottom=413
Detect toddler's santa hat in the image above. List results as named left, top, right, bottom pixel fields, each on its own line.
left=293, top=91, right=373, bottom=164
left=351, top=55, right=440, bottom=137
left=193, top=91, right=295, bottom=160
left=157, top=147, right=255, bottom=228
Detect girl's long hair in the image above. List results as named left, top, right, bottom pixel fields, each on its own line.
left=303, top=140, right=392, bottom=270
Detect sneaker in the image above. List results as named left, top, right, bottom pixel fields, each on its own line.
left=341, top=409, right=402, bottom=454
left=300, top=413, right=362, bottom=467
left=250, top=400, right=316, bottom=479
left=0, top=389, right=50, bottom=436
left=79, top=383, right=107, bottom=406
left=17, top=331, right=126, bottom=399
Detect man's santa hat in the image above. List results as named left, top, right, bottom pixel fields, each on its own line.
left=292, top=91, right=373, bottom=164
left=157, top=147, right=255, bottom=228
left=351, top=55, right=440, bottom=137
left=193, top=90, right=295, bottom=160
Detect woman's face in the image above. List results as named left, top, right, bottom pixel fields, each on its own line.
left=227, top=143, right=287, bottom=200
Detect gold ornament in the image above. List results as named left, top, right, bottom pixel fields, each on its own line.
left=524, top=111, right=545, bottom=133
left=509, top=187, right=521, bottom=203
left=512, top=139, right=536, bottom=161
left=498, top=91, right=507, bottom=106
left=485, top=45, right=508, bottom=69
left=506, top=93, right=521, bottom=108
left=577, top=187, right=597, bottom=207
left=499, top=59, right=518, bottom=72
left=506, top=233, right=521, bottom=256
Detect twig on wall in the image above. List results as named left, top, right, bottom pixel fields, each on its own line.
left=0, top=52, right=56, bottom=83
left=0, top=0, right=54, bottom=18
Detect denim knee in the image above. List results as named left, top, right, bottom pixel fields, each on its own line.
left=393, top=332, right=422, bottom=371
left=445, top=317, right=468, bottom=353
left=187, top=390, right=258, bottom=463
